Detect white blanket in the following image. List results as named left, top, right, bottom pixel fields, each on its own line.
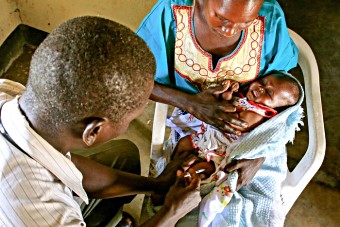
left=199, top=101, right=304, bottom=227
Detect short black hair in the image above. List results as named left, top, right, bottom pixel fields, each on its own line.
left=23, top=16, right=155, bottom=133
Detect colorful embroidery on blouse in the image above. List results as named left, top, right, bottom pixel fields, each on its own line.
left=173, top=5, right=265, bottom=90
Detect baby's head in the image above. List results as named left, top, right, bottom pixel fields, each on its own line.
left=244, top=72, right=301, bottom=109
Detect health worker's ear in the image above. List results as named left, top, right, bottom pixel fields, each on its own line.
left=82, top=119, right=107, bottom=147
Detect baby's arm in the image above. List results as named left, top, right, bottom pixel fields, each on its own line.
left=229, top=110, right=266, bottom=133
left=172, top=135, right=196, bottom=159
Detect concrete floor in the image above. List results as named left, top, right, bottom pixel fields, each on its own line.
left=1, top=0, right=339, bottom=225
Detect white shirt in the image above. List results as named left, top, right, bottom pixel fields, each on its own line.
left=0, top=79, right=88, bottom=226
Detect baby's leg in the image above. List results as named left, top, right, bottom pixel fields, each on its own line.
left=151, top=136, right=211, bottom=206
left=190, top=161, right=216, bottom=180
left=172, top=135, right=196, bottom=160
left=151, top=136, right=195, bottom=206
left=174, top=136, right=216, bottom=179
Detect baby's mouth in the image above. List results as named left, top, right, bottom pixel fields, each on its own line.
left=252, top=90, right=258, bottom=98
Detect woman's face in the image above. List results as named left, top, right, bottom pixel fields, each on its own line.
left=201, top=0, right=263, bottom=38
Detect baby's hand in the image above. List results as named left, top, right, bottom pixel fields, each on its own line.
left=220, top=80, right=239, bottom=100
left=222, top=80, right=239, bottom=91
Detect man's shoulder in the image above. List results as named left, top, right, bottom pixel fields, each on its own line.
left=0, top=79, right=25, bottom=101
left=0, top=151, right=84, bottom=226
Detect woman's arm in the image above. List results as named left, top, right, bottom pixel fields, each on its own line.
left=151, top=83, right=247, bottom=135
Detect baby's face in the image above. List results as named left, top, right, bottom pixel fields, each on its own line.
left=244, top=75, right=295, bottom=108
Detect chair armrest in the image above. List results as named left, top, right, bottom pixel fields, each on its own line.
left=150, top=102, right=169, bottom=160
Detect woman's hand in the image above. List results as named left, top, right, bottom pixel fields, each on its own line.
left=224, top=157, right=265, bottom=191
left=188, top=85, right=247, bottom=135
left=150, top=83, right=247, bottom=135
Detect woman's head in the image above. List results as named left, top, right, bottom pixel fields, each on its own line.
left=197, top=0, right=264, bottom=38
left=243, top=72, right=301, bottom=109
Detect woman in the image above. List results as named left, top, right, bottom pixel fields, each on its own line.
left=137, top=0, right=298, bottom=225
left=137, top=0, right=297, bottom=132
left=138, top=0, right=297, bottom=188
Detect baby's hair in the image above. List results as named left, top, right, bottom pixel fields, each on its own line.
left=271, top=71, right=301, bottom=107
left=22, top=16, right=155, bottom=135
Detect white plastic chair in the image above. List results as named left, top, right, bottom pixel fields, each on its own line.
left=149, top=29, right=326, bottom=215
left=280, top=29, right=326, bottom=213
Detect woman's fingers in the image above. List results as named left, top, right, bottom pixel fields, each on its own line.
left=211, top=84, right=231, bottom=97
left=216, top=110, right=247, bottom=127
left=228, top=117, right=247, bottom=128
left=213, top=116, right=246, bottom=135
left=217, top=103, right=236, bottom=112
left=220, top=124, right=241, bottom=136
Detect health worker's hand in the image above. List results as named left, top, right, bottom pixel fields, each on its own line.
left=156, top=152, right=199, bottom=194
left=163, top=169, right=201, bottom=221
left=140, top=169, right=201, bottom=227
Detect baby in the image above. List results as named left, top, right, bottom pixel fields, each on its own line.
left=171, top=72, right=301, bottom=179
left=151, top=72, right=301, bottom=206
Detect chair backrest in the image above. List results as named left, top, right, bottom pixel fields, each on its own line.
left=150, top=29, right=326, bottom=214
left=280, top=29, right=326, bottom=213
